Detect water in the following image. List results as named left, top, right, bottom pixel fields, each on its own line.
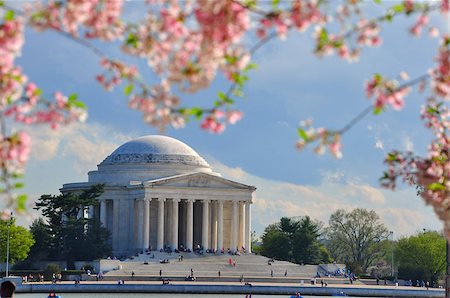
left=15, top=295, right=367, bottom=298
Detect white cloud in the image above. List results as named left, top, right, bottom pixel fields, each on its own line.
left=380, top=208, right=430, bottom=237
left=62, top=133, right=121, bottom=174
left=30, top=136, right=60, bottom=161
left=26, top=122, right=132, bottom=175
left=403, top=136, right=414, bottom=151
left=343, top=182, right=386, bottom=205
left=9, top=122, right=136, bottom=228
left=321, top=170, right=345, bottom=183
left=375, top=139, right=384, bottom=150
left=276, top=121, right=290, bottom=128
left=208, top=159, right=442, bottom=237
left=213, top=163, right=249, bottom=180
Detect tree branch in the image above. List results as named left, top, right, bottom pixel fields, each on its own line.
left=336, top=73, right=430, bottom=135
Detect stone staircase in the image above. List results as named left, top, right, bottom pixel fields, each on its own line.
left=102, top=252, right=320, bottom=281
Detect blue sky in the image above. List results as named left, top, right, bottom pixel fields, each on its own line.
left=9, top=2, right=449, bottom=238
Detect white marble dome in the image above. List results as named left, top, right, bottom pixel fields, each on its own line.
left=89, top=135, right=213, bottom=184
left=100, top=135, right=209, bottom=167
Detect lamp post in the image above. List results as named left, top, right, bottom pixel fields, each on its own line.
left=6, top=212, right=12, bottom=277
left=390, top=231, right=394, bottom=278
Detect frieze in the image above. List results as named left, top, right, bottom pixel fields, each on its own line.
left=101, top=153, right=208, bottom=167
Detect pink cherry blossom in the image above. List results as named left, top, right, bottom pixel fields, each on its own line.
left=27, top=0, right=124, bottom=41
left=430, top=36, right=450, bottom=99
left=0, top=209, right=12, bottom=221
left=429, top=27, right=440, bottom=38
left=201, top=116, right=225, bottom=134
left=226, top=110, right=243, bottom=125
left=409, top=14, right=429, bottom=36
left=328, top=140, right=343, bottom=159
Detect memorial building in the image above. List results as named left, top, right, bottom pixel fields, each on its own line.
left=60, top=135, right=256, bottom=256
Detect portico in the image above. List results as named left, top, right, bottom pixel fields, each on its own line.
left=60, top=135, right=256, bottom=256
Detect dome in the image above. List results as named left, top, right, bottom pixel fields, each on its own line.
left=100, top=135, right=209, bottom=167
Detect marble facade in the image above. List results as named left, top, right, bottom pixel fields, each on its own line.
left=60, top=135, right=256, bottom=256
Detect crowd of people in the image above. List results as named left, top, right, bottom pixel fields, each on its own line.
left=21, top=273, right=44, bottom=283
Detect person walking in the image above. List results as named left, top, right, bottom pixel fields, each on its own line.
left=159, top=269, right=162, bottom=277
left=270, top=270, right=273, bottom=278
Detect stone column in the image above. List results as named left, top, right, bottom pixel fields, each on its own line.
left=172, top=199, right=180, bottom=250
left=128, top=199, right=135, bottom=251
left=113, top=199, right=120, bottom=251
left=238, top=202, right=245, bottom=250
left=136, top=199, right=144, bottom=250
left=245, top=201, right=251, bottom=253
left=231, top=201, right=238, bottom=253
left=186, top=199, right=194, bottom=251
left=202, top=200, right=210, bottom=250
left=100, top=200, right=107, bottom=228
left=157, top=198, right=165, bottom=250
left=211, top=201, right=217, bottom=251
left=217, top=201, right=224, bottom=252
left=143, top=199, right=150, bottom=249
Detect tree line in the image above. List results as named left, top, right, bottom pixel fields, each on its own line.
left=3, top=189, right=446, bottom=286
left=256, top=208, right=446, bottom=285
left=14, top=185, right=111, bottom=270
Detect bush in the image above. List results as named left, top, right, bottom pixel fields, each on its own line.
left=44, top=263, right=61, bottom=280
left=61, top=270, right=84, bottom=276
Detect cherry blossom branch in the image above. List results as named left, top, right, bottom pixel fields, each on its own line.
left=340, top=73, right=430, bottom=134
left=173, top=0, right=440, bottom=132
left=172, top=29, right=279, bottom=133
left=2, top=4, right=108, bottom=59
left=339, top=106, right=372, bottom=135
left=296, top=72, right=432, bottom=158
left=232, top=0, right=270, bottom=16
left=341, top=2, right=439, bottom=40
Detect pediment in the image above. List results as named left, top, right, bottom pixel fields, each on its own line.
left=143, top=172, right=256, bottom=191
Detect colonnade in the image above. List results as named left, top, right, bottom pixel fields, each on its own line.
left=98, top=198, right=252, bottom=254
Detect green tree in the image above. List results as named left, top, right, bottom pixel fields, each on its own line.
left=35, top=185, right=111, bottom=268
left=260, top=223, right=291, bottom=260
left=292, top=216, right=323, bottom=264
left=28, top=218, right=51, bottom=261
left=261, top=216, right=330, bottom=264
left=395, top=231, right=445, bottom=286
left=326, top=208, right=389, bottom=275
left=0, top=218, right=34, bottom=263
